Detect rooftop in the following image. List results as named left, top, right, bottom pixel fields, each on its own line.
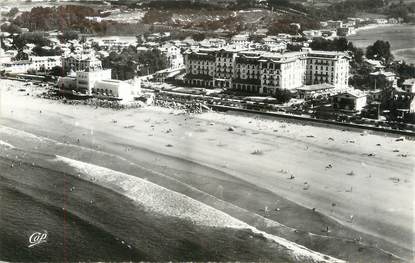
left=403, top=78, right=415, bottom=85
left=370, top=71, right=396, bottom=77
left=100, top=79, right=122, bottom=83
left=336, top=89, right=367, bottom=98
left=297, top=83, right=335, bottom=91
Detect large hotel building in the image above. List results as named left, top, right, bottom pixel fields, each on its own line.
left=183, top=47, right=350, bottom=94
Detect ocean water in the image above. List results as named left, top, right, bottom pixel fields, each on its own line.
left=0, top=121, right=411, bottom=262
left=393, top=48, right=415, bottom=64
left=0, top=135, right=302, bottom=262
left=0, top=156, right=149, bottom=262
left=347, top=24, right=415, bottom=64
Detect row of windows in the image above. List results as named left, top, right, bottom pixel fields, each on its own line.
left=236, top=70, right=260, bottom=74
left=91, top=88, right=114, bottom=95
left=309, top=65, right=334, bottom=70
left=190, top=61, right=214, bottom=65
left=236, top=64, right=259, bottom=70
left=263, top=80, right=280, bottom=85
left=237, top=75, right=260, bottom=80
left=309, top=60, right=335, bottom=66
left=233, top=84, right=260, bottom=93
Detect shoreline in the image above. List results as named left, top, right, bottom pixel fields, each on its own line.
left=4, top=76, right=414, bottom=136
left=1, top=79, right=414, bottom=261
left=347, top=23, right=414, bottom=63
left=0, top=108, right=411, bottom=262
left=353, top=23, right=397, bottom=34
left=392, top=47, right=415, bottom=64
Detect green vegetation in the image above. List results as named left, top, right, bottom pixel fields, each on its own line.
left=268, top=0, right=308, bottom=13
left=58, top=31, right=80, bottom=42
left=388, top=62, right=415, bottom=86
left=13, top=6, right=113, bottom=34
left=143, top=0, right=221, bottom=10
left=31, top=46, right=63, bottom=56
left=308, top=0, right=415, bottom=22
left=50, top=66, right=64, bottom=77
left=6, top=32, right=63, bottom=57
left=7, top=7, right=20, bottom=17
left=274, top=89, right=292, bottom=103
left=192, top=33, right=206, bottom=42
left=12, top=32, right=51, bottom=49
left=387, top=1, right=415, bottom=22
left=309, top=37, right=364, bottom=65
left=141, top=7, right=240, bottom=32
left=0, top=23, right=23, bottom=34
left=307, top=0, right=383, bottom=20
left=366, top=40, right=394, bottom=64
left=102, top=46, right=168, bottom=80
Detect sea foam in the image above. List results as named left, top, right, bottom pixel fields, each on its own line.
left=0, top=140, right=15, bottom=148
left=55, top=155, right=344, bottom=263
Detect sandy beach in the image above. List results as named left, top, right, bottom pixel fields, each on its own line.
left=0, top=79, right=414, bottom=262
left=353, top=23, right=396, bottom=34
left=348, top=23, right=415, bottom=64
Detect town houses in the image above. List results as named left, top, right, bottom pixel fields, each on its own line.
left=159, top=42, right=184, bottom=69
left=61, top=53, right=102, bottom=73
left=183, top=47, right=350, bottom=95
left=30, top=56, right=62, bottom=72
left=0, top=10, right=412, bottom=125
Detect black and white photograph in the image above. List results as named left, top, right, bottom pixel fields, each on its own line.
left=0, top=0, right=414, bottom=262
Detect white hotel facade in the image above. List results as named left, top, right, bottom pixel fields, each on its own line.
left=57, top=68, right=141, bottom=102
left=184, top=47, right=350, bottom=95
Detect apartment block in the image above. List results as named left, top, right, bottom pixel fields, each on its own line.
left=184, top=47, right=350, bottom=95
left=29, top=56, right=62, bottom=71
left=62, top=54, right=102, bottom=73
left=184, top=47, right=240, bottom=89
left=305, top=49, right=350, bottom=88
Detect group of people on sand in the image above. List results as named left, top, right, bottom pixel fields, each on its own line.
left=37, top=91, right=144, bottom=110
left=155, top=96, right=208, bottom=114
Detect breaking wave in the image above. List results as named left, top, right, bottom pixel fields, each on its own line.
left=55, top=155, right=344, bottom=263
left=0, top=140, right=15, bottom=148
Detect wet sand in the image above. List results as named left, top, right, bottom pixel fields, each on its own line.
left=0, top=80, right=414, bottom=262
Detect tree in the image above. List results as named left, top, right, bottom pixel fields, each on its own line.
left=14, top=51, right=28, bottom=61
left=309, top=37, right=363, bottom=66
left=268, top=20, right=299, bottom=35
left=32, top=45, right=63, bottom=56
left=366, top=40, right=394, bottom=64
left=7, top=7, right=19, bottom=17
left=352, top=48, right=364, bottom=65
left=1, top=23, right=22, bottom=34
left=309, top=37, right=349, bottom=52
left=192, top=33, right=206, bottom=42
left=308, top=0, right=385, bottom=21
left=348, top=64, right=372, bottom=89
left=387, top=61, right=415, bottom=86
left=248, top=35, right=264, bottom=44
left=13, top=32, right=51, bottom=49
left=274, top=89, right=292, bottom=103
left=58, top=30, right=79, bottom=42
left=287, top=43, right=303, bottom=52
left=102, top=46, right=168, bottom=80
left=13, top=5, right=102, bottom=33
left=268, top=0, right=290, bottom=8
left=50, top=66, right=64, bottom=76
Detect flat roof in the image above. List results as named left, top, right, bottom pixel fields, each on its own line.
left=297, top=83, right=334, bottom=91
left=99, top=79, right=122, bottom=83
